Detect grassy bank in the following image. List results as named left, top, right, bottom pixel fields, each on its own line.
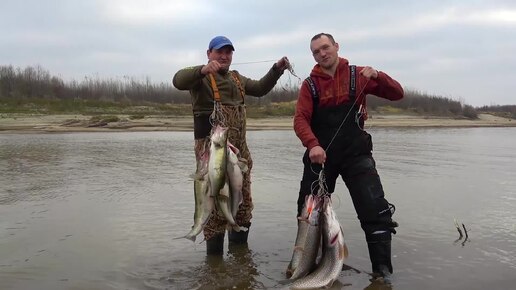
left=0, top=97, right=478, bottom=120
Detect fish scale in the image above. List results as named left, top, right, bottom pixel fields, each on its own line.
left=289, top=196, right=349, bottom=289
left=208, top=125, right=247, bottom=232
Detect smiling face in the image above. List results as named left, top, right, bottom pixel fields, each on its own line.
left=310, top=34, right=339, bottom=71
left=207, top=46, right=233, bottom=73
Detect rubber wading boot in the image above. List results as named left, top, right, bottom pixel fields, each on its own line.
left=206, top=232, right=225, bottom=255
left=367, top=240, right=393, bottom=284
left=228, top=223, right=251, bottom=245
left=228, top=238, right=250, bottom=258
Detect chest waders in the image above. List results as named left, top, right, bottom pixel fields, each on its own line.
left=198, top=72, right=252, bottom=255
left=299, top=65, right=397, bottom=278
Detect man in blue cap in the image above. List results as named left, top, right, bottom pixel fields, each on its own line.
left=173, top=36, right=290, bottom=255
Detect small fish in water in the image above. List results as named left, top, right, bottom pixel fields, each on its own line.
left=290, top=196, right=349, bottom=289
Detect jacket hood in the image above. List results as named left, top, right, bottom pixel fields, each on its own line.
left=310, top=57, right=349, bottom=78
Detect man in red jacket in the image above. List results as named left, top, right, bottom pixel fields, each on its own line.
left=293, top=33, right=404, bottom=283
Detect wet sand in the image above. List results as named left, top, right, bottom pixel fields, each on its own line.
left=0, top=113, right=514, bottom=133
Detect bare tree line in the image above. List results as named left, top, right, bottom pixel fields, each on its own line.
left=2, top=64, right=507, bottom=119
left=477, top=104, right=516, bottom=119
left=0, top=65, right=190, bottom=104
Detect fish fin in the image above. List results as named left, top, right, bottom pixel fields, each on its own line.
left=297, top=217, right=309, bottom=222
left=285, top=268, right=293, bottom=279
left=227, top=142, right=240, bottom=154
left=276, top=278, right=292, bottom=285
left=341, top=242, right=349, bottom=259
left=191, top=172, right=208, bottom=180
left=172, top=235, right=196, bottom=243
left=219, top=183, right=230, bottom=198
left=237, top=161, right=248, bottom=173
left=237, top=157, right=248, bottom=170
left=227, top=224, right=247, bottom=232
left=293, top=246, right=305, bottom=253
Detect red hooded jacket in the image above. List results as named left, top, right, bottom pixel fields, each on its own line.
left=294, top=57, right=404, bottom=150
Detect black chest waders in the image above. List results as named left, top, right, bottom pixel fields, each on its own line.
left=307, top=65, right=368, bottom=164
left=301, top=65, right=398, bottom=277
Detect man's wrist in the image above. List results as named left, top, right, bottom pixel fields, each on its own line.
left=272, top=63, right=284, bottom=74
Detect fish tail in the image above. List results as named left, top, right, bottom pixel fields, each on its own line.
left=231, top=224, right=248, bottom=232
left=297, top=217, right=309, bottom=222
left=173, top=235, right=196, bottom=243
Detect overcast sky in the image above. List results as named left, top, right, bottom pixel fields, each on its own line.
left=1, top=0, right=515, bottom=107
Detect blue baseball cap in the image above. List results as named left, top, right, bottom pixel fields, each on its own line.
left=208, top=36, right=235, bottom=51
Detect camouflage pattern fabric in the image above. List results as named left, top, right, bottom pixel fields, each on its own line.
left=194, top=105, right=253, bottom=240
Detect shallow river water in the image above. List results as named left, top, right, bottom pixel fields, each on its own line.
left=1, top=127, right=515, bottom=290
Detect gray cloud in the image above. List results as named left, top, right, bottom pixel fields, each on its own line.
left=1, top=0, right=515, bottom=106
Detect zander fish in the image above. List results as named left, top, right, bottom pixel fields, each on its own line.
left=290, top=196, right=348, bottom=289
left=216, top=181, right=247, bottom=232
left=226, top=142, right=246, bottom=218
left=208, top=125, right=247, bottom=232
left=176, top=151, right=214, bottom=242
left=208, top=125, right=228, bottom=198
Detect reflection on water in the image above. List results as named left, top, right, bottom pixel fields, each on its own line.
left=133, top=244, right=264, bottom=290
left=1, top=128, right=516, bottom=290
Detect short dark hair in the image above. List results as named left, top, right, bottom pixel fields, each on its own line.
left=311, top=33, right=336, bottom=44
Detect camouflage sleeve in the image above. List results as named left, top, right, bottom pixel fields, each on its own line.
left=172, top=65, right=205, bottom=90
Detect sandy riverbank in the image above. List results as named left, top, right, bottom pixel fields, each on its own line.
left=0, top=113, right=514, bottom=133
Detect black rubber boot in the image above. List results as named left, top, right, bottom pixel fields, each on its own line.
left=228, top=238, right=250, bottom=259
left=206, top=232, right=225, bottom=255
left=228, top=223, right=250, bottom=245
left=367, top=240, right=393, bottom=284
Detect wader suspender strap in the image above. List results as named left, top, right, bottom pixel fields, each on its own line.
left=208, top=72, right=245, bottom=103
left=349, top=65, right=356, bottom=100
left=305, top=77, right=319, bottom=112
left=208, top=73, right=221, bottom=102
left=229, top=71, right=245, bottom=99
left=307, top=65, right=357, bottom=113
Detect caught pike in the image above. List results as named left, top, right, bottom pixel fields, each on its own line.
left=175, top=151, right=214, bottom=242
left=290, top=196, right=348, bottom=289
left=286, top=194, right=322, bottom=280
